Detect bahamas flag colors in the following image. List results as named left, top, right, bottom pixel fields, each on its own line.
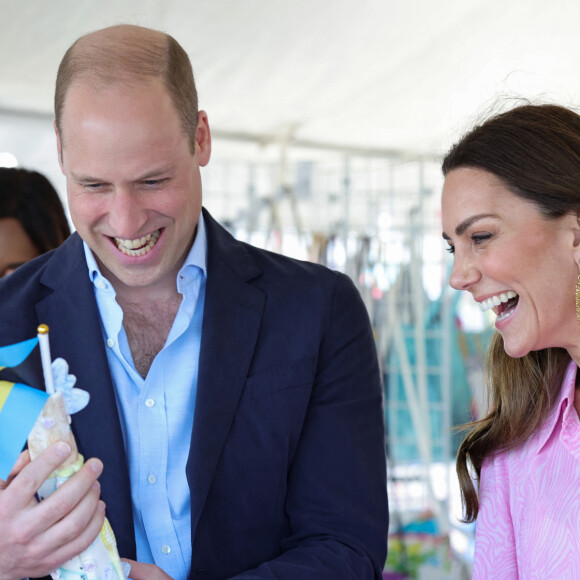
left=0, top=337, right=48, bottom=481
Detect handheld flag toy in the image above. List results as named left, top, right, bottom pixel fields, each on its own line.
left=0, top=336, right=48, bottom=481
left=3, top=325, right=126, bottom=580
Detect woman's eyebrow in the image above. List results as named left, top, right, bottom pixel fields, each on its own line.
left=443, top=213, right=498, bottom=240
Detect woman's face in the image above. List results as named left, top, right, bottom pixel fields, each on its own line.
left=441, top=167, right=580, bottom=359
left=0, top=217, right=39, bottom=277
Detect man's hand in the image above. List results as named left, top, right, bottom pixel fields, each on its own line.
left=122, top=559, right=174, bottom=580
left=0, top=441, right=106, bottom=580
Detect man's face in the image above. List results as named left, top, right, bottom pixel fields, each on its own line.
left=57, top=79, right=211, bottom=293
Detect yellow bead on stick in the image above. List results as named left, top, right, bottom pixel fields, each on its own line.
left=37, top=324, right=55, bottom=394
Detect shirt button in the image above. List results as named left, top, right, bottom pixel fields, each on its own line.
left=106, top=338, right=115, bottom=348
left=161, top=544, right=171, bottom=555
left=147, top=474, right=157, bottom=485
left=95, top=280, right=106, bottom=289
left=145, top=398, right=155, bottom=407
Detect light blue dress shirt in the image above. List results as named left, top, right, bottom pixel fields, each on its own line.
left=83, top=215, right=207, bottom=580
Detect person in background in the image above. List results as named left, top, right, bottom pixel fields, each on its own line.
left=441, top=102, right=580, bottom=578
left=0, top=24, right=388, bottom=580
left=0, top=167, right=70, bottom=277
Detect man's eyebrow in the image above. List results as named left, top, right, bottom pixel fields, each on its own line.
left=138, top=168, right=171, bottom=180
left=442, top=213, right=497, bottom=240
left=71, top=172, right=103, bottom=183
left=70, top=168, right=172, bottom=183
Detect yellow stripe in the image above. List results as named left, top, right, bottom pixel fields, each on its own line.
left=0, top=380, right=14, bottom=412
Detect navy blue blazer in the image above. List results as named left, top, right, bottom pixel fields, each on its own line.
left=0, top=209, right=388, bottom=579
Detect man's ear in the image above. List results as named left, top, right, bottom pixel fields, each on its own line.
left=195, top=110, right=211, bottom=167
left=54, top=120, right=64, bottom=172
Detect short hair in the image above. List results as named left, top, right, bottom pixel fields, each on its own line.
left=54, top=24, right=199, bottom=152
left=0, top=167, right=70, bottom=253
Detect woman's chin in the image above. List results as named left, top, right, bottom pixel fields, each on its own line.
left=502, top=341, right=531, bottom=359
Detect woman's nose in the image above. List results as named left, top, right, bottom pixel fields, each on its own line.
left=449, top=255, right=481, bottom=291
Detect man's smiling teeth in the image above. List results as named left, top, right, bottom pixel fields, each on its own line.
left=479, top=291, right=518, bottom=312
left=114, top=230, right=161, bottom=256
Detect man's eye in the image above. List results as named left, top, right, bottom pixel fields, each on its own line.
left=143, top=179, right=167, bottom=187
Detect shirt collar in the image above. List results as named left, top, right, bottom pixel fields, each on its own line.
left=84, top=211, right=208, bottom=287
left=534, top=357, right=578, bottom=454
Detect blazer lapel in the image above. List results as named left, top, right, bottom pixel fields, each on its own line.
left=188, top=211, right=265, bottom=537
left=35, top=235, right=136, bottom=558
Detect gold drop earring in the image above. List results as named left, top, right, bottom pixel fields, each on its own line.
left=576, top=262, right=580, bottom=323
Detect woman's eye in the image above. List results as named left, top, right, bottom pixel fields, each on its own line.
left=446, top=245, right=455, bottom=255
left=471, top=233, right=492, bottom=244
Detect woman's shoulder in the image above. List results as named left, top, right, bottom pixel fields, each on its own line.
left=482, top=358, right=578, bottom=481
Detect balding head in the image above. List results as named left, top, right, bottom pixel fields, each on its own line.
left=55, top=24, right=199, bottom=152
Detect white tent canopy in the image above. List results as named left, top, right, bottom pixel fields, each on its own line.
left=1, top=0, right=579, bottom=167
left=2, top=4, right=571, bottom=560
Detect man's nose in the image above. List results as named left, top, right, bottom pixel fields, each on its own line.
left=107, top=188, right=147, bottom=237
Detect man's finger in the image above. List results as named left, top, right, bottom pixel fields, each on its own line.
left=1, top=442, right=72, bottom=509
left=34, top=457, right=103, bottom=531
left=0, top=450, right=30, bottom=489
left=35, top=500, right=107, bottom=573
left=121, top=559, right=174, bottom=580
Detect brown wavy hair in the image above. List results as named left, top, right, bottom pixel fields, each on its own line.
left=442, top=103, right=580, bottom=522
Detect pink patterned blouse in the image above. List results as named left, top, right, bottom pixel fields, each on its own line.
left=473, top=359, right=580, bottom=579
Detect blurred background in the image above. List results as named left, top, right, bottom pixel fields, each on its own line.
left=2, top=1, right=579, bottom=577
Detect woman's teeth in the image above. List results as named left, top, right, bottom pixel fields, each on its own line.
left=114, top=230, right=161, bottom=256
left=479, top=290, right=518, bottom=312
